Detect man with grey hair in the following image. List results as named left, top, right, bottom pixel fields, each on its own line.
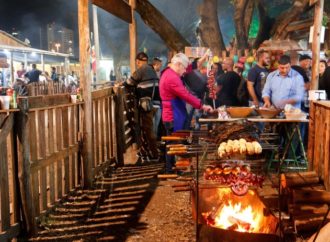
left=160, top=53, right=213, bottom=173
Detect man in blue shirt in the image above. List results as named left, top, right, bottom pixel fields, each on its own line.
left=262, top=55, right=304, bottom=109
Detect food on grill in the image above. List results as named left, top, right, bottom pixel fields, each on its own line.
left=207, top=70, right=217, bottom=100
left=203, top=164, right=264, bottom=195
left=210, top=122, right=259, bottom=145
left=217, top=138, right=262, bottom=158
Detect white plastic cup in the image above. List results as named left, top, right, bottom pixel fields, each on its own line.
left=0, top=96, right=11, bottom=109
left=71, top=95, right=77, bottom=104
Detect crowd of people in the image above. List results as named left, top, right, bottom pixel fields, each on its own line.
left=0, top=62, right=79, bottom=95
left=123, top=50, right=330, bottom=174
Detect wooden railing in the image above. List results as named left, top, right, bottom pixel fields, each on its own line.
left=91, top=88, right=117, bottom=173
left=0, top=110, right=21, bottom=241
left=27, top=81, right=69, bottom=96
left=308, top=101, right=330, bottom=190
left=0, top=86, right=135, bottom=239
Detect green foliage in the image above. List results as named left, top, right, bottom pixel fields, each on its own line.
left=323, top=14, right=329, bottom=27
left=248, top=10, right=259, bottom=38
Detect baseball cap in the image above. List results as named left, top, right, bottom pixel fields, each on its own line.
left=299, top=54, right=311, bottom=62
left=136, top=52, right=148, bottom=61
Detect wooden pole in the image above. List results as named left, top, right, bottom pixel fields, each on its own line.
left=129, top=0, right=137, bottom=74
left=310, top=0, right=324, bottom=90
left=78, top=0, right=93, bottom=188
left=92, top=5, right=101, bottom=82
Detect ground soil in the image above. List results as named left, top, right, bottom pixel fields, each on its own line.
left=27, top=162, right=195, bottom=242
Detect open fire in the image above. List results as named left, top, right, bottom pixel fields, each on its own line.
left=199, top=189, right=277, bottom=234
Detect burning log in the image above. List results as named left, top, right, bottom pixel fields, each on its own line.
left=228, top=216, right=251, bottom=231
left=281, top=171, right=320, bottom=188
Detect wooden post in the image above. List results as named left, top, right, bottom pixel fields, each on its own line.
left=14, top=98, right=36, bottom=234
left=78, top=0, right=94, bottom=187
left=92, top=5, right=101, bottom=83
left=129, top=0, right=137, bottom=74
left=114, top=87, right=125, bottom=166
left=310, top=0, right=324, bottom=90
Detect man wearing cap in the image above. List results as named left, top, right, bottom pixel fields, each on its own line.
left=160, top=53, right=213, bottom=173
left=124, top=52, right=160, bottom=162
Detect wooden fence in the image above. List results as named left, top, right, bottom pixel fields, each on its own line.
left=0, top=86, right=135, bottom=239
left=27, top=81, right=69, bottom=96
left=0, top=110, right=20, bottom=241
left=308, top=101, right=330, bottom=190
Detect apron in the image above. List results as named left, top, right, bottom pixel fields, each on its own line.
left=171, top=97, right=187, bottom=131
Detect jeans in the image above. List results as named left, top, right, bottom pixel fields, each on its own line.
left=139, top=108, right=159, bottom=158
left=153, top=106, right=162, bottom=140
left=163, top=122, right=176, bottom=173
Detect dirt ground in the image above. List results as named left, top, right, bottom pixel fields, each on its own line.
left=28, top=162, right=195, bottom=242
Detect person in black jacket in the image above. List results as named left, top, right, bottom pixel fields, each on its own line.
left=124, top=52, right=160, bottom=162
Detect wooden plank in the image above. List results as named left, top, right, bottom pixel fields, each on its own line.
left=30, top=145, right=79, bottom=170
left=324, top=109, right=330, bottom=190
left=55, top=108, right=63, bottom=199
left=129, top=0, right=137, bottom=73
left=91, top=87, right=113, bottom=100
left=109, top=96, right=114, bottom=158
left=9, top=129, right=20, bottom=224
left=92, top=0, right=132, bottom=23
left=48, top=109, right=55, bottom=204
left=0, top=113, right=14, bottom=145
left=70, top=106, right=76, bottom=190
left=313, top=107, right=321, bottom=175
left=0, top=136, right=11, bottom=232
left=62, top=107, right=70, bottom=194
left=38, top=110, right=48, bottom=211
left=104, top=96, right=110, bottom=160
left=115, top=88, right=125, bottom=166
left=29, top=112, right=38, bottom=162
left=94, top=99, right=100, bottom=167
left=22, top=94, right=71, bottom=109
left=308, top=101, right=315, bottom=170
left=286, top=19, right=314, bottom=32
left=31, top=170, right=40, bottom=219
left=100, top=97, right=105, bottom=164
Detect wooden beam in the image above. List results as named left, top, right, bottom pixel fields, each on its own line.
left=78, top=0, right=94, bottom=188
left=286, top=19, right=314, bottom=32
left=311, top=0, right=324, bottom=90
left=129, top=0, right=137, bottom=74
left=92, top=0, right=132, bottom=23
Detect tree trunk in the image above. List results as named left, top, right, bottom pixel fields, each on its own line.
left=135, top=0, right=190, bottom=52
left=244, top=0, right=255, bottom=36
left=234, top=0, right=255, bottom=50
left=198, top=0, right=226, bottom=54
left=253, top=0, right=274, bottom=48
left=271, top=0, right=310, bottom=40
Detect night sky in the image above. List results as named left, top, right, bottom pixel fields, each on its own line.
left=0, top=0, right=77, bottom=49
left=2, top=0, right=324, bottom=60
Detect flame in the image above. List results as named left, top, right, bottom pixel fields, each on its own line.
left=213, top=201, right=263, bottom=233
